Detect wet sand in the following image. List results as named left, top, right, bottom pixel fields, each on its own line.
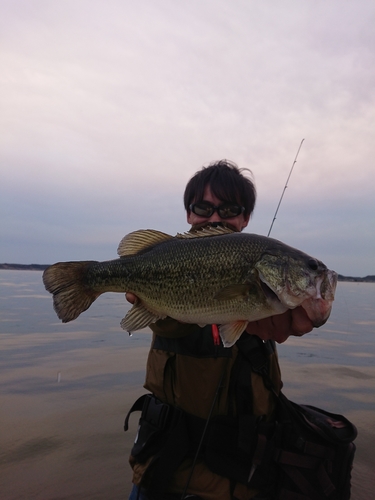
left=1, top=336, right=374, bottom=500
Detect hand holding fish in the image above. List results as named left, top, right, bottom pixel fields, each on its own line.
left=246, top=306, right=313, bottom=344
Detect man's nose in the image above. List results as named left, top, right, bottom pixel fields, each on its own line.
left=206, top=212, right=223, bottom=223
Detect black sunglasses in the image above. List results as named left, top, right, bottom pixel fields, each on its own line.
left=189, top=201, right=245, bottom=219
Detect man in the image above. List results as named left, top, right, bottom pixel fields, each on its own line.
left=127, top=160, right=313, bottom=500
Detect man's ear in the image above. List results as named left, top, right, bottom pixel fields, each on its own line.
left=242, top=215, right=250, bottom=230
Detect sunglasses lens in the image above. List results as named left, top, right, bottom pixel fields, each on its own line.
left=218, top=204, right=243, bottom=218
left=191, top=203, right=214, bottom=217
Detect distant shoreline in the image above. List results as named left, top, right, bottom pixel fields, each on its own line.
left=0, top=263, right=48, bottom=271
left=1, top=263, right=374, bottom=283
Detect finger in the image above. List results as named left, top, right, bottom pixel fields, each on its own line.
left=246, top=310, right=296, bottom=344
left=290, top=306, right=314, bottom=335
left=125, top=292, right=137, bottom=304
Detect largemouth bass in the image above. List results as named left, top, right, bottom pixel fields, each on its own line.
left=43, top=227, right=337, bottom=347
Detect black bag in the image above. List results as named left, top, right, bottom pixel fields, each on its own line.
left=204, top=413, right=260, bottom=484
left=249, top=392, right=357, bottom=500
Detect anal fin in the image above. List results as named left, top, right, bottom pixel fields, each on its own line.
left=219, top=320, right=248, bottom=348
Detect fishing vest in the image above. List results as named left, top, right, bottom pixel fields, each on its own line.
left=126, top=321, right=357, bottom=500
left=126, top=319, right=282, bottom=499
left=145, top=319, right=282, bottom=418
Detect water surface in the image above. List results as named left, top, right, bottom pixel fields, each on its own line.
left=0, top=271, right=374, bottom=499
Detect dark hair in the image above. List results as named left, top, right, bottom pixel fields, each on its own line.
left=183, top=160, right=256, bottom=217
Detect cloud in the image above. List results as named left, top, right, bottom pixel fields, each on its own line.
left=1, top=0, right=374, bottom=275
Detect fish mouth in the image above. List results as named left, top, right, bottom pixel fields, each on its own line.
left=320, top=269, right=338, bottom=301
left=259, top=269, right=338, bottom=327
left=300, top=297, right=332, bottom=327
left=300, top=270, right=338, bottom=326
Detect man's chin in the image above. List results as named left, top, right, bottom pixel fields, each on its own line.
left=275, top=330, right=306, bottom=344
left=273, top=331, right=292, bottom=344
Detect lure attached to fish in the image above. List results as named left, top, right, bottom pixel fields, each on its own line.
left=43, top=226, right=337, bottom=347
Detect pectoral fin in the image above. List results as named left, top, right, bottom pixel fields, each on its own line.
left=219, top=320, right=248, bottom=347
left=120, top=302, right=165, bottom=332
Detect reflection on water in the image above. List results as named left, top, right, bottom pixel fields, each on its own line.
left=0, top=271, right=374, bottom=499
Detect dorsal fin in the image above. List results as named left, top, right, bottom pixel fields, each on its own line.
left=176, top=225, right=235, bottom=239
left=117, top=229, right=173, bottom=256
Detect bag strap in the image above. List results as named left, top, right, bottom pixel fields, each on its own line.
left=236, top=335, right=275, bottom=382
left=124, top=394, right=148, bottom=431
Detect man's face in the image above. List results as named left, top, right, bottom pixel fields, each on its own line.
left=187, top=185, right=250, bottom=232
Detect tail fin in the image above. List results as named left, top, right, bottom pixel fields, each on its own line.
left=43, top=261, right=101, bottom=323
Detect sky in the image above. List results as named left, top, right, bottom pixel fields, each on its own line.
left=1, top=0, right=374, bottom=277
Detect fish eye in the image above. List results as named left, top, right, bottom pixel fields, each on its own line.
left=308, top=259, right=319, bottom=271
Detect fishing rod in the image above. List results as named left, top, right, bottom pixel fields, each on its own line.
left=267, top=138, right=305, bottom=237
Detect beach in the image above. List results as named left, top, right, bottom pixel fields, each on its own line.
left=0, top=272, right=374, bottom=499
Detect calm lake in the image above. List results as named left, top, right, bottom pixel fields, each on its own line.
left=0, top=270, right=374, bottom=499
